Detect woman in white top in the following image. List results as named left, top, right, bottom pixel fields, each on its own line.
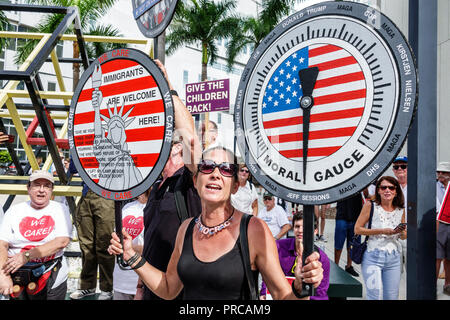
left=354, top=176, right=407, bottom=300
left=112, top=190, right=149, bottom=300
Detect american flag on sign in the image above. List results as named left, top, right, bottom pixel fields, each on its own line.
left=73, top=59, right=165, bottom=187
left=262, top=44, right=367, bottom=161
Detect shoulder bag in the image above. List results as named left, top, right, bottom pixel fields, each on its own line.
left=349, top=201, right=374, bottom=264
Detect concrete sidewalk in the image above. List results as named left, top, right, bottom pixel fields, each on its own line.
left=316, top=217, right=449, bottom=300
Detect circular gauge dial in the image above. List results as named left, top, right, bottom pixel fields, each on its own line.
left=235, top=1, right=417, bottom=204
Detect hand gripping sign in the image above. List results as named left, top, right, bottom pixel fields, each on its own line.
left=68, top=48, right=174, bottom=201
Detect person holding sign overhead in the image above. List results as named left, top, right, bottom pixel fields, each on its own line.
left=137, top=60, right=202, bottom=300
left=109, top=146, right=323, bottom=300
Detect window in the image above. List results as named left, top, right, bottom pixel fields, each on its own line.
left=17, top=25, right=29, bottom=49
left=7, top=23, right=17, bottom=51
left=56, top=41, right=63, bottom=57
left=47, top=82, right=56, bottom=91
left=183, top=70, right=188, bottom=86
left=0, top=61, right=3, bottom=89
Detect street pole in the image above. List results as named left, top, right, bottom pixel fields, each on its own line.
left=407, top=0, right=437, bottom=300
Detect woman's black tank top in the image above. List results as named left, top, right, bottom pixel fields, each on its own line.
left=177, top=217, right=246, bottom=300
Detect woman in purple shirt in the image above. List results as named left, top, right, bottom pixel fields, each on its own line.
left=260, top=212, right=330, bottom=300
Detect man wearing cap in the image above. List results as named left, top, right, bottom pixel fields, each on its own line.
left=258, top=192, right=291, bottom=240
left=436, top=161, right=450, bottom=284
left=0, top=170, right=72, bottom=300
left=392, top=156, right=408, bottom=273
left=68, top=159, right=116, bottom=300
left=436, top=162, right=450, bottom=211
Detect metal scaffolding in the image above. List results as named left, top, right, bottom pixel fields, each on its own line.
left=0, top=3, right=153, bottom=216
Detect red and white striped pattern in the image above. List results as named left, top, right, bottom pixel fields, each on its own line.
left=263, top=44, right=366, bottom=161
left=73, top=59, right=165, bottom=183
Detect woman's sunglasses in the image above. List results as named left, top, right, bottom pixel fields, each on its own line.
left=198, top=159, right=237, bottom=177
left=240, top=168, right=249, bottom=173
left=379, top=185, right=396, bottom=191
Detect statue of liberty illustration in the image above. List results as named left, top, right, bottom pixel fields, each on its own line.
left=91, top=63, right=143, bottom=189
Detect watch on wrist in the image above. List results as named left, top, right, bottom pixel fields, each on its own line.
left=291, top=280, right=310, bottom=299
left=24, top=251, right=31, bottom=262
left=170, top=89, right=178, bottom=96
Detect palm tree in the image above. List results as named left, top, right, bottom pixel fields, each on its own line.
left=166, top=0, right=239, bottom=81
left=15, top=0, right=121, bottom=89
left=0, top=10, right=9, bottom=55
left=226, top=0, right=295, bottom=70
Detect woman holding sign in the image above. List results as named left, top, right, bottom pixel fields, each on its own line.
left=354, top=176, right=407, bottom=300
left=109, top=145, right=323, bottom=300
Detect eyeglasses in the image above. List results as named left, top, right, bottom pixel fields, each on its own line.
left=239, top=168, right=249, bottom=173
left=379, top=185, right=396, bottom=191
left=263, top=196, right=273, bottom=201
left=197, top=159, right=237, bottom=177
left=30, top=183, right=53, bottom=191
left=393, top=164, right=407, bottom=170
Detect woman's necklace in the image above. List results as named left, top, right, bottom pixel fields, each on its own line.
left=195, top=209, right=235, bottom=236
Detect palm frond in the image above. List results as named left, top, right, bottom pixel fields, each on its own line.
left=166, top=0, right=238, bottom=80
left=85, top=23, right=124, bottom=59
left=0, top=10, right=9, bottom=56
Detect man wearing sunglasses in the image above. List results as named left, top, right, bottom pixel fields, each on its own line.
left=392, top=156, right=408, bottom=275
left=230, top=164, right=259, bottom=216
left=258, top=192, right=291, bottom=240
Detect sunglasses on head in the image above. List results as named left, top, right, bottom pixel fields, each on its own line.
left=379, top=185, right=396, bottom=191
left=197, top=159, right=237, bottom=177
left=393, top=164, right=407, bottom=170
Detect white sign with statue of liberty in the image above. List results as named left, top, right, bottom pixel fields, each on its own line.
left=68, top=48, right=174, bottom=200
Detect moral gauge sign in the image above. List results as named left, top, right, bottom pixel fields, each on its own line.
left=68, top=48, right=174, bottom=200
left=132, top=0, right=178, bottom=38
left=235, top=1, right=418, bottom=205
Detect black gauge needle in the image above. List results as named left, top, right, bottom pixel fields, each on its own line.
left=298, top=67, right=319, bottom=184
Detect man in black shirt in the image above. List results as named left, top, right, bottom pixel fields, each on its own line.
left=139, top=138, right=201, bottom=300
left=136, top=60, right=201, bottom=300
left=334, top=192, right=364, bottom=277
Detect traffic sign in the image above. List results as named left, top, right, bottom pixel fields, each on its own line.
left=132, top=0, right=179, bottom=38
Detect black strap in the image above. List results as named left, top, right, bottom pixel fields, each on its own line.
left=174, top=175, right=189, bottom=223
left=238, top=214, right=258, bottom=300
left=363, top=201, right=374, bottom=243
